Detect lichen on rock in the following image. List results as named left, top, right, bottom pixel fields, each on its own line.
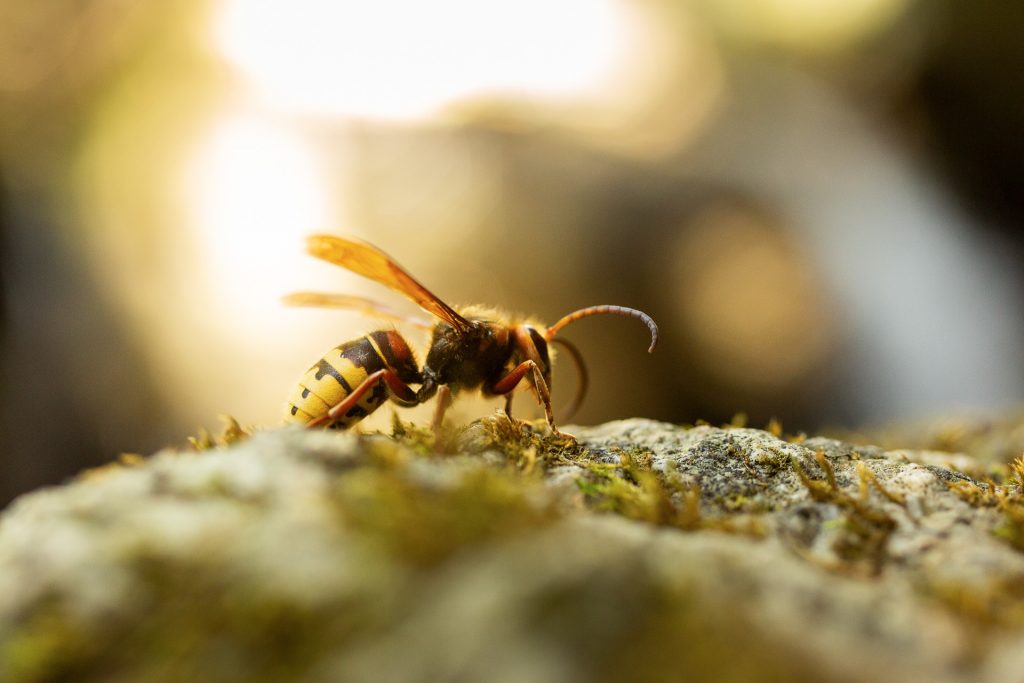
left=3, top=415, right=1024, bottom=682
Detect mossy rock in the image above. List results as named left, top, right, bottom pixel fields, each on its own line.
left=3, top=416, right=1024, bottom=682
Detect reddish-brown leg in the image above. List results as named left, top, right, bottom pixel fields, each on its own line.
left=488, top=360, right=569, bottom=439
left=431, top=385, right=453, bottom=434
left=503, top=392, right=515, bottom=425
left=307, top=369, right=417, bottom=428
left=427, top=385, right=454, bottom=451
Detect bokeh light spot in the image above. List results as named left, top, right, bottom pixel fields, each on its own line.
left=183, top=114, right=332, bottom=339
left=213, top=0, right=633, bottom=120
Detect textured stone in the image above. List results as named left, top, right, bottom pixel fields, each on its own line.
left=2, top=418, right=1024, bottom=682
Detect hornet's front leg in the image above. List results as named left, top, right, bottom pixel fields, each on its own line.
left=487, top=360, right=570, bottom=440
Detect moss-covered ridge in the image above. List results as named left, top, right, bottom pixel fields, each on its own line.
left=3, top=417, right=1024, bottom=682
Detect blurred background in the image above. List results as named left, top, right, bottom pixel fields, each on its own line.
left=2, top=0, right=1023, bottom=505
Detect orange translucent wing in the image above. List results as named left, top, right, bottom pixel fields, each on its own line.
left=282, top=292, right=433, bottom=329
left=306, top=235, right=473, bottom=333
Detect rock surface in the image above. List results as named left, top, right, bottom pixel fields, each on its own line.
left=2, top=416, right=1024, bottom=682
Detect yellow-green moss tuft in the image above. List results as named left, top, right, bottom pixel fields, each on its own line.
left=792, top=451, right=897, bottom=574
left=188, top=415, right=252, bottom=451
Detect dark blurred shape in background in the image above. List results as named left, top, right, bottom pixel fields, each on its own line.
left=1, top=0, right=1022, bottom=506
left=913, top=3, right=1024, bottom=228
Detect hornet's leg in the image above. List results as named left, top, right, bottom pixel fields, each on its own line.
left=307, top=369, right=418, bottom=428
left=429, top=385, right=455, bottom=452
left=431, top=384, right=453, bottom=435
left=488, top=360, right=570, bottom=439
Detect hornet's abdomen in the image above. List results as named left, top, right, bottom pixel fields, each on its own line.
left=285, top=332, right=397, bottom=428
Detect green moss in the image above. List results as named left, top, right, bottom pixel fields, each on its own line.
left=792, top=451, right=897, bottom=574
left=575, top=459, right=689, bottom=528
left=572, top=450, right=766, bottom=538
left=723, top=493, right=765, bottom=513
left=333, top=436, right=562, bottom=568
left=393, top=412, right=586, bottom=473
left=947, top=459, right=1024, bottom=553
left=386, top=413, right=439, bottom=456
left=188, top=416, right=251, bottom=452
left=77, top=452, right=149, bottom=483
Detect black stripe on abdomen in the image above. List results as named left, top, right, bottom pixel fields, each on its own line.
left=313, top=358, right=353, bottom=394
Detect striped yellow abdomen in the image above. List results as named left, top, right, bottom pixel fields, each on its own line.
left=285, top=336, right=388, bottom=428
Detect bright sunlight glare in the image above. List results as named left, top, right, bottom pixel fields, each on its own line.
left=213, top=0, right=633, bottom=120
left=183, top=114, right=333, bottom=339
